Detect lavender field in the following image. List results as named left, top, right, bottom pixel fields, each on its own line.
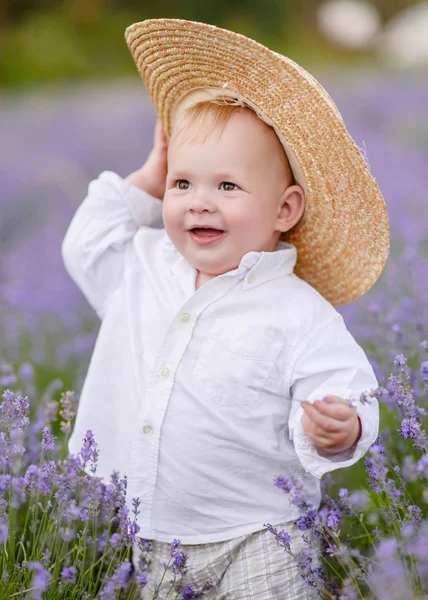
left=1, top=73, right=428, bottom=598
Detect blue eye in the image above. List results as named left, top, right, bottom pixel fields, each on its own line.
left=176, top=180, right=190, bottom=190
left=220, top=182, right=237, bottom=191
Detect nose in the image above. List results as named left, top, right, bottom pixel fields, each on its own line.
left=188, top=186, right=216, bottom=212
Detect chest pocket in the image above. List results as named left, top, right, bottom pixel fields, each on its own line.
left=192, top=317, right=283, bottom=406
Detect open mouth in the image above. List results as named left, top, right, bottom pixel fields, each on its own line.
left=190, top=228, right=225, bottom=237
left=189, top=228, right=226, bottom=245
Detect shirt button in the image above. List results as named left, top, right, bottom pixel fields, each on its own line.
left=248, top=274, right=255, bottom=284
left=180, top=313, right=191, bottom=323
left=143, top=425, right=153, bottom=435
left=159, top=367, right=169, bottom=379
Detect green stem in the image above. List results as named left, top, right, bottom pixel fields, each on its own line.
left=8, top=585, right=40, bottom=598
left=30, top=497, right=52, bottom=558
left=29, top=450, right=46, bottom=555
left=350, top=511, right=377, bottom=552
left=151, top=554, right=174, bottom=598
left=68, top=530, right=89, bottom=600
left=163, top=571, right=180, bottom=599
left=94, top=522, right=117, bottom=593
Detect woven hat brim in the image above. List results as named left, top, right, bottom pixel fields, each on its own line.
left=125, top=18, right=390, bottom=306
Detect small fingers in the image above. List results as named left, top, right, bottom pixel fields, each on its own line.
left=307, top=398, right=354, bottom=422
left=154, top=118, right=168, bottom=149
left=301, top=402, right=344, bottom=432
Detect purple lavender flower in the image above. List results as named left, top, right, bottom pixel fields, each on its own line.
left=348, top=489, right=370, bottom=511
left=0, top=390, right=30, bottom=431
left=0, top=522, right=8, bottom=545
left=1, top=374, right=17, bottom=387
left=171, top=550, right=188, bottom=576
left=24, top=465, right=41, bottom=492
left=296, top=548, right=326, bottom=587
left=79, top=429, right=100, bottom=471
left=325, top=510, right=341, bottom=530
left=27, top=561, right=51, bottom=600
left=58, top=390, right=77, bottom=434
left=136, top=572, right=148, bottom=589
left=109, top=533, right=121, bottom=548
left=18, top=362, right=34, bottom=381
left=273, top=474, right=312, bottom=513
left=41, top=427, right=56, bottom=452
left=407, top=522, right=428, bottom=585
left=180, top=578, right=216, bottom=598
left=421, top=361, right=428, bottom=385
left=61, top=565, right=77, bottom=583
left=376, top=538, right=398, bottom=559
left=365, top=439, right=400, bottom=498
left=277, top=529, right=291, bottom=548
left=407, top=505, right=422, bottom=528
left=263, top=523, right=292, bottom=552
left=398, top=416, right=421, bottom=440
left=99, top=562, right=132, bottom=599
left=295, top=511, right=318, bottom=531
left=59, top=527, right=74, bottom=542
left=170, top=538, right=181, bottom=552
left=181, top=586, right=196, bottom=599
left=134, top=537, right=153, bottom=573
left=366, top=536, right=413, bottom=599
left=394, top=354, right=407, bottom=368
left=338, top=488, right=349, bottom=499
left=103, top=476, right=127, bottom=513
left=416, top=453, right=428, bottom=478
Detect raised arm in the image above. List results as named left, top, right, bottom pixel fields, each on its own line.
left=125, top=118, right=168, bottom=197
left=61, top=120, right=167, bottom=320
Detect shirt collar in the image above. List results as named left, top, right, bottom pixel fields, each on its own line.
left=162, top=230, right=297, bottom=290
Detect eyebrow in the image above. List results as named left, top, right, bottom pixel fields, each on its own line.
left=167, top=170, right=245, bottom=182
left=166, top=170, right=191, bottom=180
left=213, top=172, right=241, bottom=181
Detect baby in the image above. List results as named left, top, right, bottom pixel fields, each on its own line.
left=62, top=18, right=389, bottom=600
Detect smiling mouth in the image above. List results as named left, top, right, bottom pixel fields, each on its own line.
left=190, top=228, right=225, bottom=237
left=189, top=229, right=227, bottom=245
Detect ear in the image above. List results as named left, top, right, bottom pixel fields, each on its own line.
left=276, top=185, right=306, bottom=233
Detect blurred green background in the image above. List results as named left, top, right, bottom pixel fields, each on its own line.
left=0, top=0, right=425, bottom=90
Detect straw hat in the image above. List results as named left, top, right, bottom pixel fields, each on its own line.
left=124, top=18, right=390, bottom=306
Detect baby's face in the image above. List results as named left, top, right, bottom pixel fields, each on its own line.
left=163, top=109, right=300, bottom=283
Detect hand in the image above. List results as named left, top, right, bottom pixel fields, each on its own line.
left=301, top=395, right=362, bottom=455
left=125, top=119, right=168, bottom=199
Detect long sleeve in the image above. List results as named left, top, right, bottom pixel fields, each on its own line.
left=287, top=313, right=379, bottom=479
left=61, top=171, right=164, bottom=320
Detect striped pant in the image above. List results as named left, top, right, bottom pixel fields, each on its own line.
left=132, top=521, right=321, bottom=599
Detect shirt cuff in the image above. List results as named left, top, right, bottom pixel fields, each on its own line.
left=289, top=395, right=379, bottom=479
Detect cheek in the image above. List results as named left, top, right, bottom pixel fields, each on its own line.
left=229, top=202, right=268, bottom=229
left=162, top=197, right=182, bottom=228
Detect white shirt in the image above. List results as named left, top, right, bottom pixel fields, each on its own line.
left=62, top=171, right=379, bottom=544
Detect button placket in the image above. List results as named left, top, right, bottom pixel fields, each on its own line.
left=128, top=306, right=199, bottom=538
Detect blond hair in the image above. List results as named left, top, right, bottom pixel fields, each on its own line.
left=170, top=99, right=292, bottom=181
